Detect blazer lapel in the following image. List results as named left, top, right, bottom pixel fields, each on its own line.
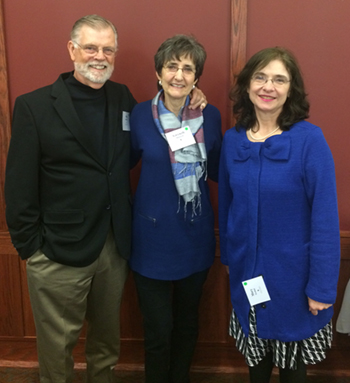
left=51, top=74, right=106, bottom=168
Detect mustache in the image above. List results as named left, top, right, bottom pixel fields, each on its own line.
left=88, top=60, right=110, bottom=67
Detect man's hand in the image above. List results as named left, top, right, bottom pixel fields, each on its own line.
left=308, top=297, right=332, bottom=316
left=189, top=87, right=207, bottom=110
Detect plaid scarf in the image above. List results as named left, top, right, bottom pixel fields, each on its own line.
left=152, top=90, right=207, bottom=216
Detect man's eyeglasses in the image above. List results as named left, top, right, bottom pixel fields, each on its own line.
left=164, top=64, right=196, bottom=76
left=73, top=41, right=116, bottom=57
left=251, top=73, right=290, bottom=87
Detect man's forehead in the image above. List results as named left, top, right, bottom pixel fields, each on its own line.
left=78, top=25, right=117, bottom=44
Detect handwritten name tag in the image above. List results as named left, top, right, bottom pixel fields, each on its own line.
left=165, top=126, right=196, bottom=152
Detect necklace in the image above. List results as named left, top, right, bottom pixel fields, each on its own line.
left=248, top=126, right=280, bottom=141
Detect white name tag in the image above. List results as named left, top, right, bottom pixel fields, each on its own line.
left=122, top=111, right=130, bottom=131
left=165, top=126, right=196, bottom=152
left=242, top=276, right=271, bottom=307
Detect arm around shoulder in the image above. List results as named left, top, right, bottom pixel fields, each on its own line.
left=204, top=105, right=222, bottom=182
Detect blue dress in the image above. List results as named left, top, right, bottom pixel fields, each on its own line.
left=129, top=100, right=222, bottom=280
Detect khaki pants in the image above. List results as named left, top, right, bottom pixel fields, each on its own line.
left=26, top=230, right=129, bottom=383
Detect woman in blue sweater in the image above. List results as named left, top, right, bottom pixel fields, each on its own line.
left=129, top=35, right=222, bottom=383
left=219, top=47, right=340, bottom=382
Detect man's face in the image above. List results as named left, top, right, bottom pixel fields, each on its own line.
left=67, top=25, right=117, bottom=89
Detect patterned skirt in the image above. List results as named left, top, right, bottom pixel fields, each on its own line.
left=229, top=308, right=332, bottom=370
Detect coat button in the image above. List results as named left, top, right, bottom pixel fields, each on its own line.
left=106, top=205, right=111, bottom=210
left=261, top=303, right=266, bottom=309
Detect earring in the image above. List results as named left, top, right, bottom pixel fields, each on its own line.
left=192, top=85, right=195, bottom=89
left=159, top=80, right=162, bottom=86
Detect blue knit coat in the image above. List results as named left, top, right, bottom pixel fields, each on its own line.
left=129, top=100, right=222, bottom=280
left=219, top=121, right=340, bottom=342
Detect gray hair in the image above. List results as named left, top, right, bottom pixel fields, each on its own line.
left=70, top=15, right=118, bottom=47
left=154, top=34, right=207, bottom=81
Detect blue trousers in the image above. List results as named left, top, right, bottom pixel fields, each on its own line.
left=133, top=269, right=209, bottom=383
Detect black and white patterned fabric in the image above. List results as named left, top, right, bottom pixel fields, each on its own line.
left=229, top=308, right=332, bottom=370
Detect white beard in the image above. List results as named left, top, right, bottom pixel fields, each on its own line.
left=74, top=60, right=114, bottom=84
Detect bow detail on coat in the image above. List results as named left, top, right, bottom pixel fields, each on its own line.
left=233, top=135, right=291, bottom=161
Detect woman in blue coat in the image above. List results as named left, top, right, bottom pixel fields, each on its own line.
left=219, top=47, right=340, bottom=382
left=129, top=35, right=222, bottom=383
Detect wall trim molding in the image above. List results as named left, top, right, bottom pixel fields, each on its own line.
left=0, top=0, right=11, bottom=232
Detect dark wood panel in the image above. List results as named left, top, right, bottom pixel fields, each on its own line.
left=0, top=231, right=16, bottom=255
left=0, top=235, right=24, bottom=337
left=198, top=255, right=231, bottom=343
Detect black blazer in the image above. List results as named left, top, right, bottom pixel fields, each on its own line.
left=5, top=72, right=137, bottom=267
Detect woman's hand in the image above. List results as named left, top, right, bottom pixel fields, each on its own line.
left=189, top=87, right=207, bottom=110
left=308, top=297, right=332, bottom=316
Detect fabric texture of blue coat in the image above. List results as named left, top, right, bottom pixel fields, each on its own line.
left=219, top=120, right=340, bottom=342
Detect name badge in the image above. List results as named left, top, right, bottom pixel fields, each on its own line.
left=165, top=126, right=196, bottom=152
left=122, top=111, right=130, bottom=131
left=242, top=276, right=271, bottom=307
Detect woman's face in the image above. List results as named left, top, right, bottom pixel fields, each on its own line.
left=156, top=55, right=198, bottom=104
left=247, top=59, right=291, bottom=118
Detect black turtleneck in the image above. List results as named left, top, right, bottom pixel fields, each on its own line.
left=65, top=73, right=109, bottom=167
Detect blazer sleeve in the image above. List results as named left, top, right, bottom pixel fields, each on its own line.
left=204, top=105, right=222, bottom=182
left=5, top=96, right=42, bottom=259
left=303, top=127, right=340, bottom=304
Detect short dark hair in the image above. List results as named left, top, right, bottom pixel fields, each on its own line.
left=230, top=47, right=309, bottom=131
left=70, top=15, right=118, bottom=47
left=154, top=34, right=207, bottom=82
